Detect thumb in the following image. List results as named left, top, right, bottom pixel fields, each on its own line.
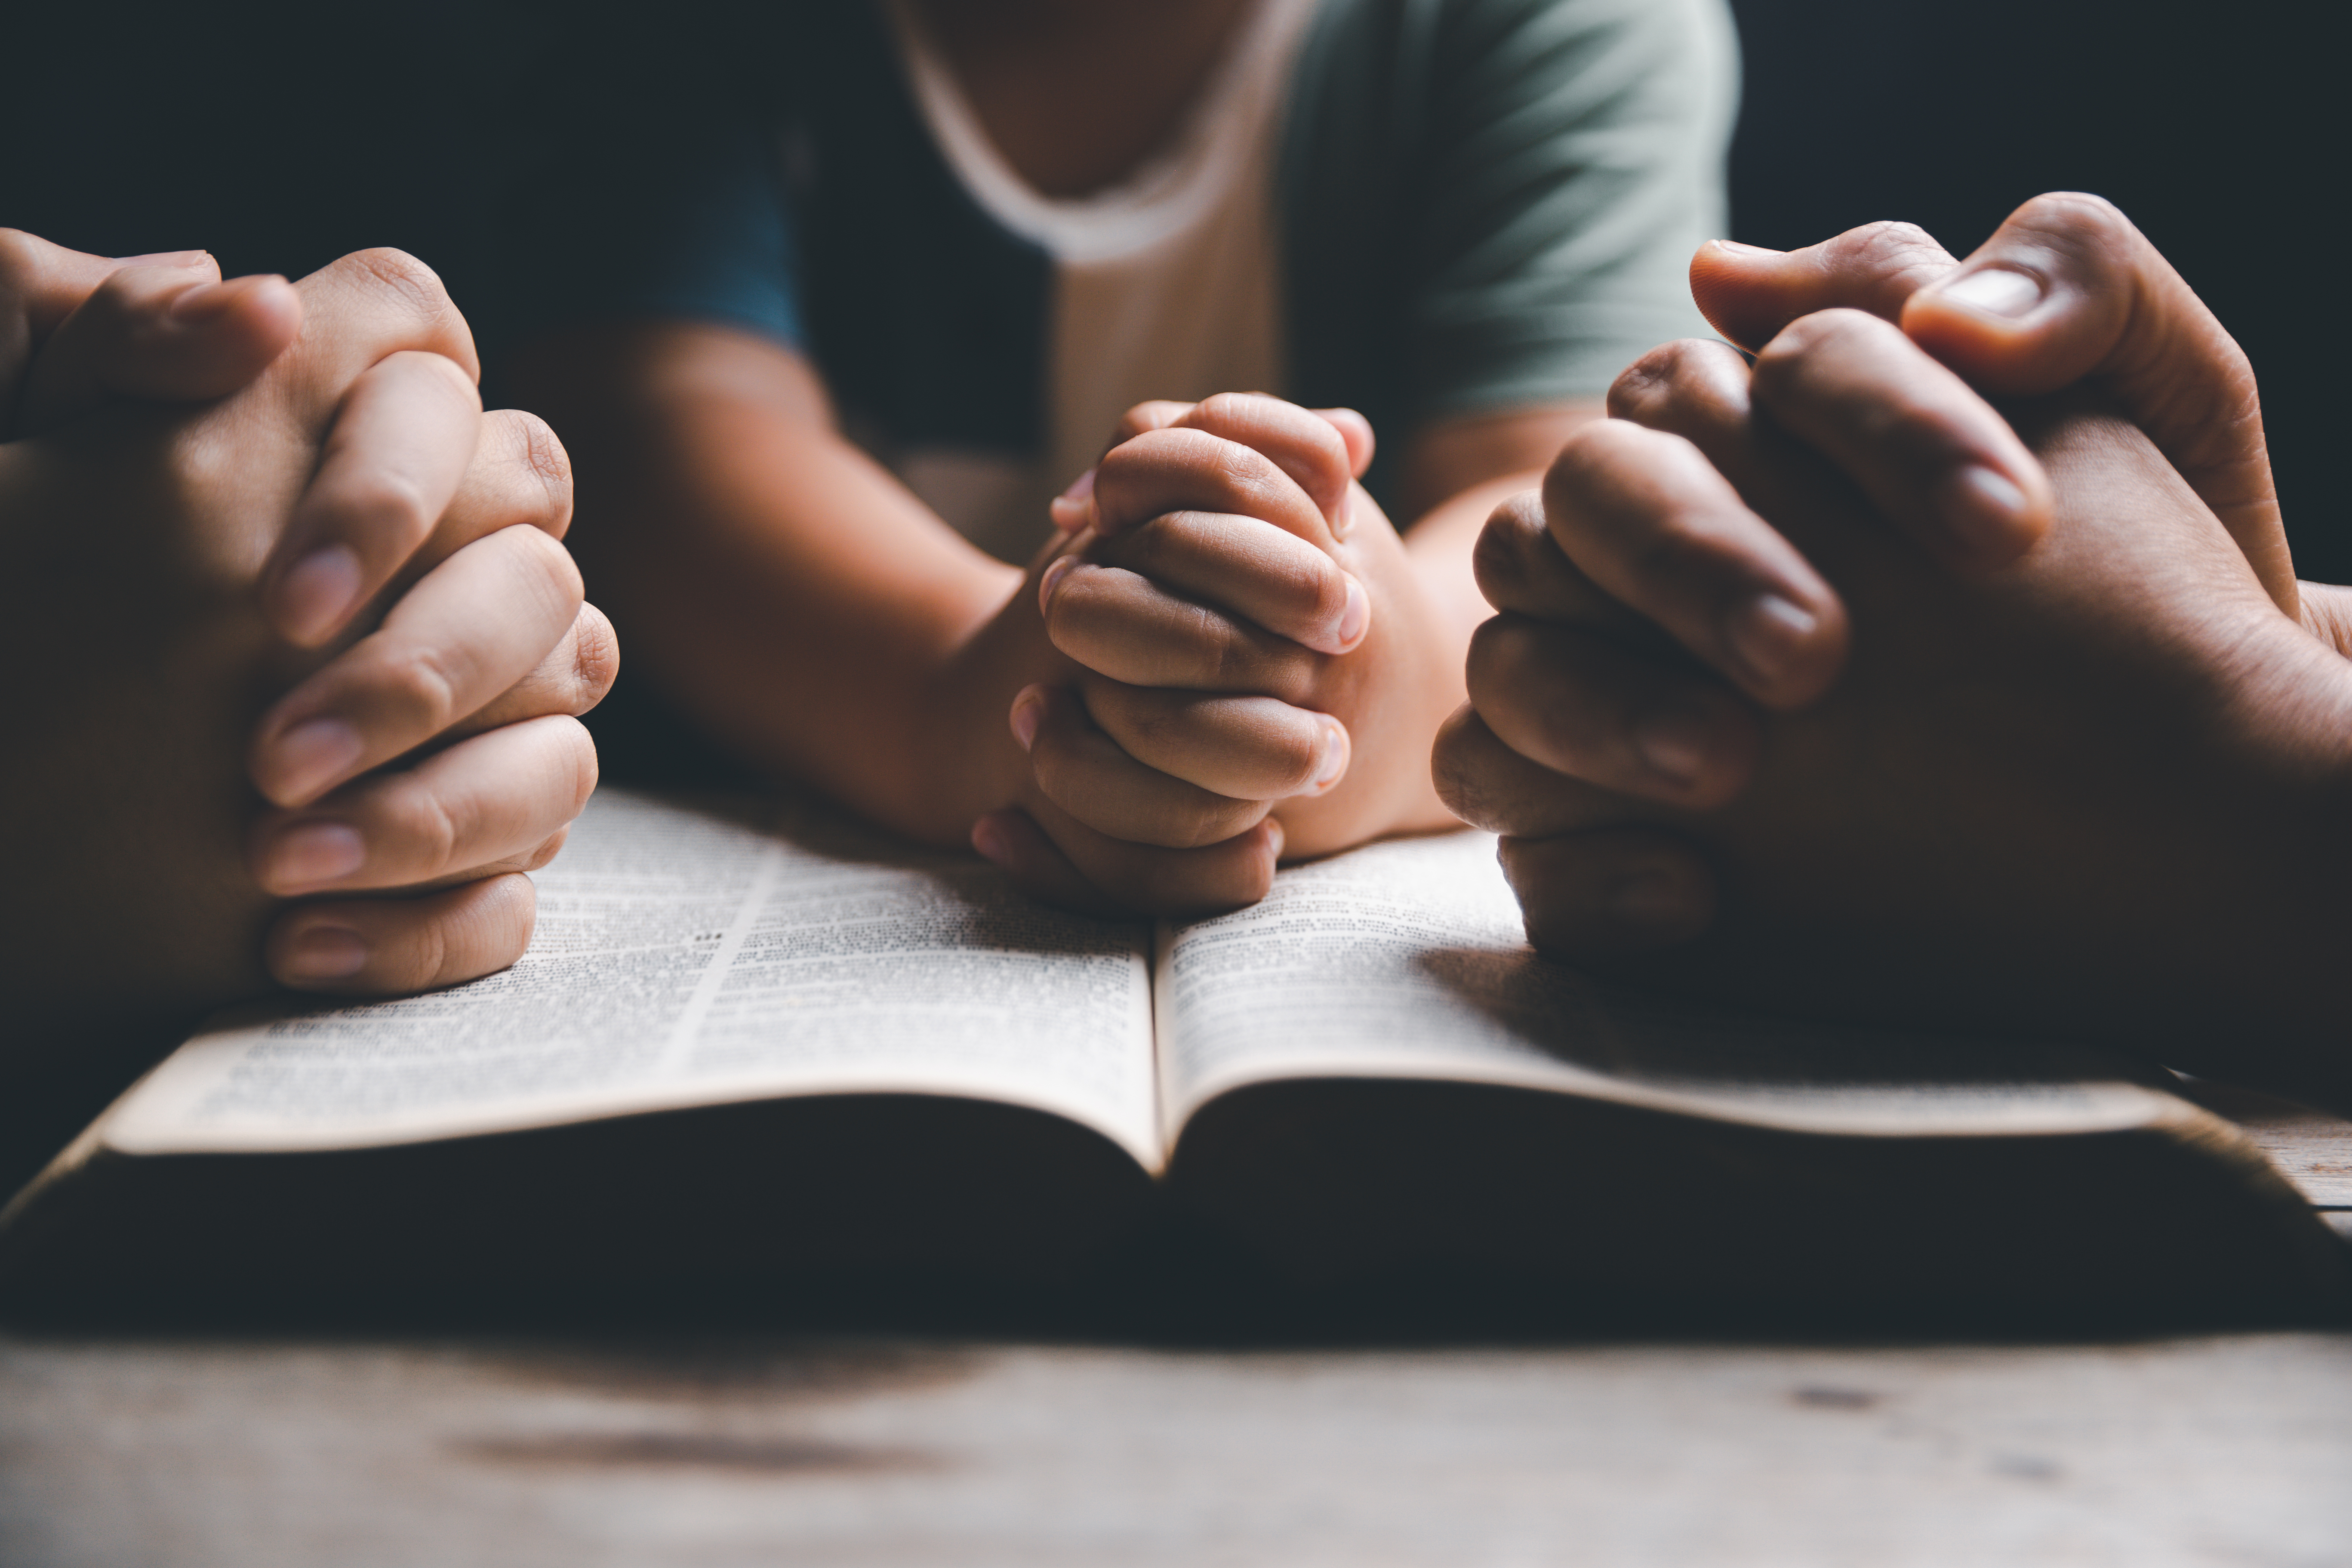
left=17, top=260, right=301, bottom=435
left=1689, top=222, right=1960, bottom=352
left=1901, top=192, right=2290, bottom=613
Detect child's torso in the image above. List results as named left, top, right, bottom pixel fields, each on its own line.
left=831, top=0, right=1322, bottom=562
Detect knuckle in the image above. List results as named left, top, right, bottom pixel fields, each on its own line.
left=1204, top=614, right=1263, bottom=687
left=1470, top=502, right=1530, bottom=588
left=379, top=642, right=466, bottom=728
left=1430, top=707, right=1494, bottom=819
left=1544, top=416, right=1672, bottom=505
left=1464, top=612, right=1519, bottom=683
left=551, top=718, right=600, bottom=812
left=1766, top=305, right=1894, bottom=358
left=1176, top=799, right=1260, bottom=850
left=417, top=905, right=457, bottom=988
left=1113, top=425, right=1202, bottom=471
left=0, top=228, right=37, bottom=287
left=506, top=410, right=575, bottom=528
left=1608, top=339, right=1716, bottom=418
left=2013, top=190, right=2131, bottom=246
left=345, top=247, right=455, bottom=324
left=336, top=468, right=440, bottom=548
left=1306, top=552, right=1355, bottom=624
left=1753, top=309, right=1901, bottom=394
left=464, top=876, right=538, bottom=976
left=1435, top=758, right=1506, bottom=832
left=1829, top=219, right=1946, bottom=276
left=1213, top=437, right=1283, bottom=502
left=1193, top=391, right=1259, bottom=426
left=520, top=826, right=571, bottom=873
left=391, top=782, right=466, bottom=879
left=1085, top=679, right=1161, bottom=743
left=83, top=267, right=148, bottom=319
left=1271, top=721, right=1326, bottom=794
left=1552, top=413, right=1647, bottom=469
left=1437, top=744, right=1523, bottom=832
left=404, top=346, right=481, bottom=403
left=1137, top=846, right=1268, bottom=916
left=1622, top=509, right=1718, bottom=597
left=566, top=604, right=621, bottom=711
left=502, top=521, right=586, bottom=612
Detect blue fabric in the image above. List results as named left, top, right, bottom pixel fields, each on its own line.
left=499, top=115, right=805, bottom=355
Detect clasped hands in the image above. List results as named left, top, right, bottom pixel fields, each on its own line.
left=1433, top=194, right=2352, bottom=1088
left=974, top=392, right=1460, bottom=917
left=2, top=234, right=613, bottom=1031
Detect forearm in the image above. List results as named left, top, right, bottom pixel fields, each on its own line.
left=513, top=325, right=1034, bottom=844
left=1404, top=470, right=1544, bottom=658
left=1339, top=475, right=1546, bottom=840
left=1398, top=403, right=1601, bottom=647
left=1351, top=404, right=1598, bottom=840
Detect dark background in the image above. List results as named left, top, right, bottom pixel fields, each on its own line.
left=5, top=0, right=2343, bottom=578
left=1726, top=0, right=2340, bottom=577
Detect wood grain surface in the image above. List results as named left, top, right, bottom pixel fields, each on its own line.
left=6, top=1331, right=2351, bottom=1566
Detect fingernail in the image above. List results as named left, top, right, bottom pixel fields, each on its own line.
left=1058, top=466, right=1097, bottom=503
left=1333, top=487, right=1355, bottom=540
left=118, top=249, right=212, bottom=270
left=1941, top=464, right=2031, bottom=555
left=275, top=544, right=365, bottom=644
left=1607, top=868, right=1699, bottom=930
left=283, top=923, right=368, bottom=983
left=971, top=816, right=1011, bottom=867
left=166, top=280, right=237, bottom=321
left=1633, top=708, right=1713, bottom=787
left=1710, top=240, right=1784, bottom=257
left=1009, top=689, right=1044, bottom=752
left=1310, top=717, right=1351, bottom=793
left=1724, top=592, right=1818, bottom=689
left=265, top=821, right=366, bottom=890
left=1037, top=555, right=1076, bottom=617
left=1328, top=577, right=1370, bottom=652
left=1937, top=266, right=2042, bottom=320
left=263, top=716, right=364, bottom=804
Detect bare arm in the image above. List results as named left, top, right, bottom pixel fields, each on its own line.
left=510, top=322, right=1050, bottom=845
left=1395, top=403, right=1604, bottom=676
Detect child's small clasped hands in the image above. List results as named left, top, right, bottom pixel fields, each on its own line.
left=974, top=393, right=1467, bottom=916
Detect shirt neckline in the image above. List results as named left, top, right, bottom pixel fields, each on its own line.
left=883, top=0, right=1320, bottom=262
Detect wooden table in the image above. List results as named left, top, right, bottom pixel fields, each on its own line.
left=5, top=1084, right=2346, bottom=1566
left=6, top=1327, right=2351, bottom=1567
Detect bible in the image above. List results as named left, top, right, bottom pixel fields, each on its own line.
left=4, top=790, right=2346, bottom=1322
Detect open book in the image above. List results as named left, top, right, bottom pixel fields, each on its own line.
left=4, top=791, right=2346, bottom=1321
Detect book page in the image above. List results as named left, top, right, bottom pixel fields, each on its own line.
left=1155, top=831, right=2185, bottom=1143
left=2171, top=1078, right=2352, bottom=1206
left=101, top=792, right=1162, bottom=1167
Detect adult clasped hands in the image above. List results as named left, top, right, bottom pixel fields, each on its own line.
left=1436, top=195, right=2352, bottom=1109
left=1, top=234, right=615, bottom=1058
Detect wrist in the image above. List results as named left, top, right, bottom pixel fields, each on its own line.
left=907, top=581, right=1071, bottom=847
left=2174, top=628, right=2352, bottom=1094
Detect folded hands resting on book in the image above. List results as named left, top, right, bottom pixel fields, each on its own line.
left=0, top=234, right=616, bottom=1050
left=1436, top=194, right=2352, bottom=1111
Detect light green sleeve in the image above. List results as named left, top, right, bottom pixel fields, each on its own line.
left=1281, top=0, right=1737, bottom=465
